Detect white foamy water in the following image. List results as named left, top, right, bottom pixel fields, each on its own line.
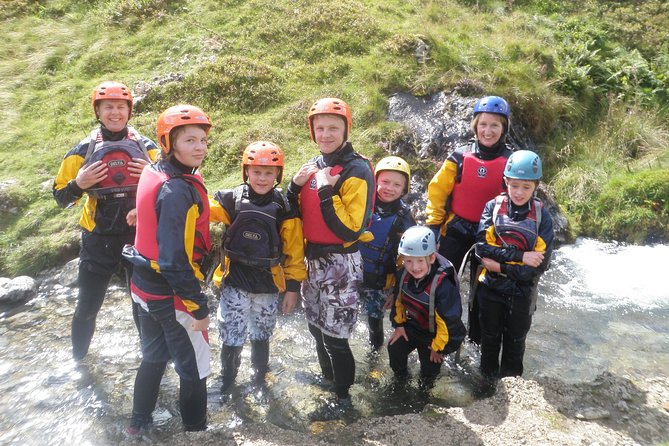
left=542, top=238, right=669, bottom=310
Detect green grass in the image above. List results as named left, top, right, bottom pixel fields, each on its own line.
left=1, top=0, right=669, bottom=275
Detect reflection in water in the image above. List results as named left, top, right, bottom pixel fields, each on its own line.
left=0, top=238, right=667, bottom=444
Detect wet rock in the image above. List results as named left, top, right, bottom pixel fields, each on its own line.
left=0, top=276, right=37, bottom=304
left=55, top=258, right=79, bottom=288
left=574, top=407, right=611, bottom=420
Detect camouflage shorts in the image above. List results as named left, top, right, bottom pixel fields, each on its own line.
left=217, top=285, right=278, bottom=346
left=358, top=286, right=391, bottom=319
left=302, top=252, right=362, bottom=339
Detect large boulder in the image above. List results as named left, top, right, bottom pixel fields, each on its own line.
left=0, top=276, right=37, bottom=304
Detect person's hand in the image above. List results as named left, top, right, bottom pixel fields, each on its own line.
left=281, top=291, right=299, bottom=315
left=292, top=162, right=319, bottom=186
left=522, top=251, right=545, bottom=267
left=481, top=257, right=501, bottom=273
left=429, top=347, right=444, bottom=363
left=388, top=326, right=408, bottom=345
left=382, top=294, right=394, bottom=311
left=127, top=157, right=151, bottom=178
left=315, top=166, right=340, bottom=188
left=191, top=316, right=209, bottom=331
left=75, top=160, right=108, bottom=189
left=126, top=208, right=138, bottom=226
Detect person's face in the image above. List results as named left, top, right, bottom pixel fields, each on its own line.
left=172, top=125, right=208, bottom=169
left=505, top=178, right=537, bottom=207
left=96, top=99, right=130, bottom=133
left=476, top=112, right=504, bottom=147
left=376, top=170, right=406, bottom=203
left=246, top=165, right=280, bottom=195
left=313, top=114, right=346, bottom=154
left=403, top=254, right=436, bottom=280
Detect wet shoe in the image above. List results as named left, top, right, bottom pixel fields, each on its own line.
left=309, top=396, right=355, bottom=422
left=473, top=374, right=498, bottom=399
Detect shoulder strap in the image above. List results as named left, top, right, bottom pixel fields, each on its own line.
left=128, top=125, right=150, bottom=160
left=428, top=265, right=451, bottom=334
left=274, top=188, right=290, bottom=214
left=233, top=185, right=246, bottom=215
left=84, top=129, right=100, bottom=162
left=533, top=198, right=542, bottom=234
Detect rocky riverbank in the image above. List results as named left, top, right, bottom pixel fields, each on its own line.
left=134, top=373, right=669, bottom=446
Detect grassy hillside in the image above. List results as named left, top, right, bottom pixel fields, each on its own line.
left=0, top=0, right=668, bottom=276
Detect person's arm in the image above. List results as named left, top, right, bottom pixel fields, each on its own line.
left=155, top=179, right=209, bottom=320
left=317, top=162, right=374, bottom=242
left=425, top=158, right=458, bottom=227
left=279, top=201, right=307, bottom=314
left=430, top=278, right=466, bottom=355
left=52, top=141, right=94, bottom=208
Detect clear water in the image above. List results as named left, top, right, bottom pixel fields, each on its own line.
left=0, top=238, right=667, bottom=444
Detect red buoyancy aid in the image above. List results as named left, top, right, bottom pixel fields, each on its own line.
left=83, top=127, right=150, bottom=199
left=134, top=167, right=211, bottom=269
left=492, top=195, right=541, bottom=251
left=450, top=153, right=507, bottom=223
left=300, top=165, right=345, bottom=244
left=399, top=267, right=449, bottom=333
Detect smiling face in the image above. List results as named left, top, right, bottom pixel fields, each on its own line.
left=403, top=253, right=436, bottom=280
left=312, top=114, right=346, bottom=154
left=171, top=125, right=208, bottom=169
left=505, top=178, right=538, bottom=207
left=95, top=99, right=130, bottom=132
left=376, top=170, right=407, bottom=203
left=475, top=112, right=505, bottom=148
left=246, top=165, right=280, bottom=195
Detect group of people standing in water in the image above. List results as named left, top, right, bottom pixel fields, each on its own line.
left=52, top=81, right=554, bottom=433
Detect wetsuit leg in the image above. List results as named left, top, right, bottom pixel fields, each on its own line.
left=122, top=260, right=141, bottom=335
left=71, top=267, right=112, bottom=360
left=387, top=334, right=412, bottom=379
left=179, top=376, right=208, bottom=431
left=368, top=316, right=384, bottom=351
left=499, top=296, right=532, bottom=377
left=438, top=229, right=474, bottom=272
left=220, top=345, right=243, bottom=391
left=478, top=286, right=506, bottom=377
left=308, top=323, right=334, bottom=381
left=130, top=360, right=168, bottom=427
left=322, top=333, right=355, bottom=400
left=251, top=340, right=270, bottom=384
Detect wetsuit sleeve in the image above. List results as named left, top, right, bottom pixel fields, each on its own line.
left=52, top=141, right=87, bottom=208
left=431, top=278, right=466, bottom=354
left=155, top=178, right=209, bottom=319
left=425, top=158, right=457, bottom=226
left=208, top=190, right=233, bottom=225
left=317, top=164, right=374, bottom=242
left=390, top=269, right=406, bottom=327
left=279, top=208, right=307, bottom=292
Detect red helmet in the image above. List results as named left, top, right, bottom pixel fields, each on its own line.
left=91, top=81, right=133, bottom=117
left=242, top=141, right=284, bottom=183
left=156, top=104, right=212, bottom=154
left=307, top=97, right=352, bottom=142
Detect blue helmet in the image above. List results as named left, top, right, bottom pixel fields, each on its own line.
left=504, top=150, right=542, bottom=180
left=473, top=96, right=510, bottom=119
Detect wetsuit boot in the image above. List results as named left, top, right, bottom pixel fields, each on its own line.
left=367, top=316, right=384, bottom=351
left=220, top=345, right=242, bottom=392
left=250, top=340, right=270, bottom=385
